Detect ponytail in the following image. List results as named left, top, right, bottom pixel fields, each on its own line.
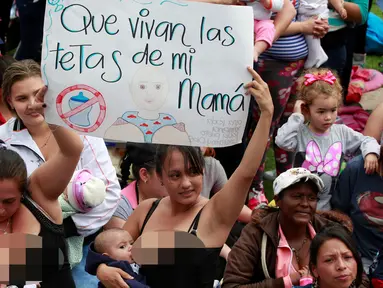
left=120, top=143, right=157, bottom=188
left=119, top=151, right=132, bottom=189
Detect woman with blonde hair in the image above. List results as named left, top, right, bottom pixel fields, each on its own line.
left=0, top=84, right=83, bottom=287
left=0, top=59, right=121, bottom=287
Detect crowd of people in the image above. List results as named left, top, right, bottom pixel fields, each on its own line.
left=0, top=0, right=382, bottom=287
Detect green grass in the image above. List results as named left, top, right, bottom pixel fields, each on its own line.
left=365, top=0, right=383, bottom=70
left=264, top=3, right=382, bottom=201
left=371, top=0, right=383, bottom=20
left=264, top=148, right=276, bottom=201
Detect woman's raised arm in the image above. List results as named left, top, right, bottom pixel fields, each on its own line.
left=272, top=0, right=297, bottom=40
left=29, top=86, right=83, bottom=202
left=206, top=67, right=273, bottom=233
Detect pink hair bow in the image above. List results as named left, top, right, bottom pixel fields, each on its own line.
left=304, top=71, right=337, bottom=86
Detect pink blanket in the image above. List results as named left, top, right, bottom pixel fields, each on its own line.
left=336, top=105, right=370, bottom=133
left=347, top=66, right=383, bottom=103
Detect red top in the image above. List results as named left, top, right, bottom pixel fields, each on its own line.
left=0, top=113, right=6, bottom=125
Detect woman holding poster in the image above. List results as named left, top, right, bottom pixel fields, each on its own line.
left=0, top=60, right=121, bottom=287
left=0, top=85, right=83, bottom=287
left=85, top=67, right=273, bottom=288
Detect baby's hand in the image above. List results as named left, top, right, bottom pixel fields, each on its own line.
left=339, top=8, right=347, bottom=19
left=364, top=153, right=379, bottom=174
left=298, top=266, right=310, bottom=278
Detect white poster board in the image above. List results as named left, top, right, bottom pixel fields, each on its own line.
left=41, top=0, right=254, bottom=147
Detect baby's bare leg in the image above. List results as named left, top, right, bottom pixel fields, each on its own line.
left=254, top=41, right=269, bottom=62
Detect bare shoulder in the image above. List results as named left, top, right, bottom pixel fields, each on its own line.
left=123, top=197, right=160, bottom=240
left=12, top=204, right=40, bottom=235
left=133, top=198, right=162, bottom=224
left=136, top=198, right=160, bottom=213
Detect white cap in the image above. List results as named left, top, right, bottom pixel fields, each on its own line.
left=67, top=169, right=106, bottom=212
left=273, top=168, right=324, bottom=196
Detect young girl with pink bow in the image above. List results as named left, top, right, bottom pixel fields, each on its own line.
left=275, top=68, right=380, bottom=210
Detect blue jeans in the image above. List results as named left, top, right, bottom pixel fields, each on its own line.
left=72, top=243, right=99, bottom=288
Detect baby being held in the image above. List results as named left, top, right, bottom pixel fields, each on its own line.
left=298, top=0, right=347, bottom=68
left=93, top=229, right=149, bottom=288
left=245, top=0, right=284, bottom=62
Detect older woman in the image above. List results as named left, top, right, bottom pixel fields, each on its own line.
left=223, top=167, right=355, bottom=288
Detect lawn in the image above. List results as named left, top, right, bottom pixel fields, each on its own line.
left=263, top=2, right=383, bottom=201
left=366, top=0, right=383, bottom=70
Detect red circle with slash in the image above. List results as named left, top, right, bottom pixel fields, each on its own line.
left=56, top=84, right=106, bottom=133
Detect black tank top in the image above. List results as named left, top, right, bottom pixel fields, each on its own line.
left=138, top=198, right=222, bottom=288
left=22, top=195, right=75, bottom=288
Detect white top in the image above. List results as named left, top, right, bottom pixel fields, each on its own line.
left=0, top=118, right=121, bottom=237
left=247, top=0, right=284, bottom=20
left=298, top=0, right=330, bottom=18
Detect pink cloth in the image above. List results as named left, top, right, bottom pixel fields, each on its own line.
left=121, top=181, right=138, bottom=209
left=337, top=106, right=370, bottom=133
left=254, top=19, right=275, bottom=48
left=0, top=113, right=6, bottom=125
left=347, top=66, right=383, bottom=103
left=276, top=224, right=316, bottom=288
left=300, top=277, right=313, bottom=286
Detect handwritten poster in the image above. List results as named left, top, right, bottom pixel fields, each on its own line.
left=41, top=0, right=254, bottom=147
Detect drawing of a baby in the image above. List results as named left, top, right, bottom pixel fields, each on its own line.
left=104, top=66, right=190, bottom=145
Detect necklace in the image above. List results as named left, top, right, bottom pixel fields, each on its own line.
left=0, top=218, right=11, bottom=235
left=291, top=237, right=308, bottom=266
left=39, top=132, right=52, bottom=149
